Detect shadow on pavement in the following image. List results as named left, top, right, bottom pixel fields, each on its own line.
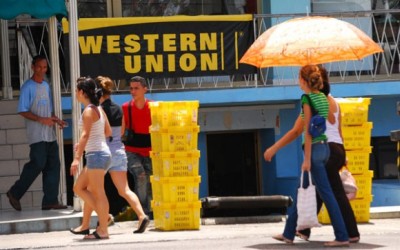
left=247, top=241, right=384, bottom=249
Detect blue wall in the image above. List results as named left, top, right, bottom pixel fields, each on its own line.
left=61, top=81, right=400, bottom=198
left=61, top=81, right=400, bottom=109
left=198, top=132, right=208, bottom=198
left=369, top=96, right=400, bottom=137
left=270, top=0, right=309, bottom=14
left=274, top=106, right=304, bottom=178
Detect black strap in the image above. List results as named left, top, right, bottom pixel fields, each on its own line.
left=128, top=133, right=151, bottom=148
left=302, top=94, right=318, bottom=115
left=87, top=104, right=100, bottom=118
left=128, top=100, right=133, bottom=131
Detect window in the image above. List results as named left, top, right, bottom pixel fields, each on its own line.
left=312, top=0, right=371, bottom=12
left=78, top=0, right=107, bottom=18
left=121, top=0, right=256, bottom=17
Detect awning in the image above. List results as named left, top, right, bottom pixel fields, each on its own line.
left=0, top=0, right=67, bottom=20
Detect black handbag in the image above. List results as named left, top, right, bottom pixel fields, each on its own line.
left=122, top=101, right=151, bottom=147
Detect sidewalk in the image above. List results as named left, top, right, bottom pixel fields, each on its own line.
left=1, top=205, right=399, bottom=235
left=1, top=216, right=400, bottom=250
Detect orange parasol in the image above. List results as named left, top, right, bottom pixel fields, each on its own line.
left=240, top=16, right=383, bottom=68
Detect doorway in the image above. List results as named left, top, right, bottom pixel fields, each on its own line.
left=206, top=131, right=259, bottom=196
left=371, top=136, right=399, bottom=179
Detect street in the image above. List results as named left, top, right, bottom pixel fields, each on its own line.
left=1, top=218, right=400, bottom=249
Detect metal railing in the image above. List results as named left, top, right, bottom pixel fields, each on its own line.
left=7, top=10, right=400, bottom=95
left=16, top=19, right=69, bottom=93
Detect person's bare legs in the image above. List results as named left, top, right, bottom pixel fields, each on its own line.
left=110, top=171, right=147, bottom=228
left=72, top=201, right=92, bottom=232
left=74, top=168, right=109, bottom=238
left=72, top=168, right=92, bottom=232
left=85, top=169, right=109, bottom=238
left=71, top=205, right=92, bottom=232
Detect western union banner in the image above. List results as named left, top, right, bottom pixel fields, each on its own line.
left=63, top=15, right=255, bottom=79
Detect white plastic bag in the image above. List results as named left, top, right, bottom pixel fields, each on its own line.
left=340, top=168, right=358, bottom=200
left=296, top=171, right=321, bottom=231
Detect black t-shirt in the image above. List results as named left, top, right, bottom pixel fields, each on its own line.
left=101, top=98, right=123, bottom=127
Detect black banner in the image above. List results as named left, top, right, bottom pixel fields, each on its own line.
left=63, top=15, right=255, bottom=79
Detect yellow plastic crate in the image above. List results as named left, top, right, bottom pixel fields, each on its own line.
left=318, top=195, right=373, bottom=224
left=150, top=126, right=199, bottom=152
left=150, top=150, right=200, bottom=177
left=151, top=201, right=201, bottom=231
left=149, top=101, right=199, bottom=130
left=342, top=122, right=373, bottom=150
left=337, top=98, right=370, bottom=126
left=345, top=147, right=371, bottom=175
left=150, top=176, right=201, bottom=202
left=353, top=171, right=373, bottom=199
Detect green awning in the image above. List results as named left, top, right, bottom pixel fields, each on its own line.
left=0, top=0, right=67, bottom=20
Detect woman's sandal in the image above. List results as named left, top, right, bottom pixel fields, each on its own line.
left=134, top=216, right=150, bottom=234
left=295, top=231, right=310, bottom=241
left=83, top=231, right=109, bottom=240
left=324, top=240, right=349, bottom=247
left=349, top=237, right=360, bottom=243
left=272, top=234, right=294, bottom=244
left=69, top=228, right=90, bottom=235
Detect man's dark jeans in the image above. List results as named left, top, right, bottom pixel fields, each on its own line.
left=9, top=141, right=60, bottom=206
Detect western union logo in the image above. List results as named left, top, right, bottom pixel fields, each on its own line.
left=78, top=33, right=221, bottom=73
left=62, top=15, right=254, bottom=78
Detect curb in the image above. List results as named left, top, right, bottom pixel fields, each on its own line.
left=202, top=215, right=283, bottom=225
left=370, top=206, right=400, bottom=219
left=1, top=207, right=400, bottom=235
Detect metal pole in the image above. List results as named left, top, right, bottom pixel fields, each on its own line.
left=68, top=0, right=82, bottom=211
left=0, top=19, right=12, bottom=99
left=48, top=16, right=67, bottom=206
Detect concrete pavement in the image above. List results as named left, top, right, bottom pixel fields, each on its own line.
left=1, top=216, right=400, bottom=249
left=1, top=205, right=400, bottom=235
left=1, top=205, right=400, bottom=249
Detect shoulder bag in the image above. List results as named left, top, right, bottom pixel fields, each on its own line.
left=302, top=94, right=326, bottom=138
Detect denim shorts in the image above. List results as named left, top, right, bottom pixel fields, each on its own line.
left=108, top=149, right=128, bottom=172
left=85, top=151, right=111, bottom=170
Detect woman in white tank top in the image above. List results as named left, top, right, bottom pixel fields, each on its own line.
left=325, top=95, right=343, bottom=145
left=69, top=77, right=112, bottom=240
left=70, top=76, right=150, bottom=236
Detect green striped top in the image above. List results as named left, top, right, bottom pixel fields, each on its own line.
left=301, top=92, right=329, bottom=143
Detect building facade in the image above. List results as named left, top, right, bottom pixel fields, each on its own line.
left=0, top=0, right=399, bottom=211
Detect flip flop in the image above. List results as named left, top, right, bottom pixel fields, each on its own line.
left=272, top=234, right=294, bottom=244
left=295, top=231, right=309, bottom=241
left=349, top=237, right=360, bottom=243
left=83, top=231, right=109, bottom=240
left=324, top=240, right=349, bottom=247
left=69, top=228, right=90, bottom=235
left=134, top=216, right=150, bottom=234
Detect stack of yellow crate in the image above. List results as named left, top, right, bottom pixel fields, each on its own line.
left=318, top=98, right=373, bottom=224
left=148, top=101, right=201, bottom=231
